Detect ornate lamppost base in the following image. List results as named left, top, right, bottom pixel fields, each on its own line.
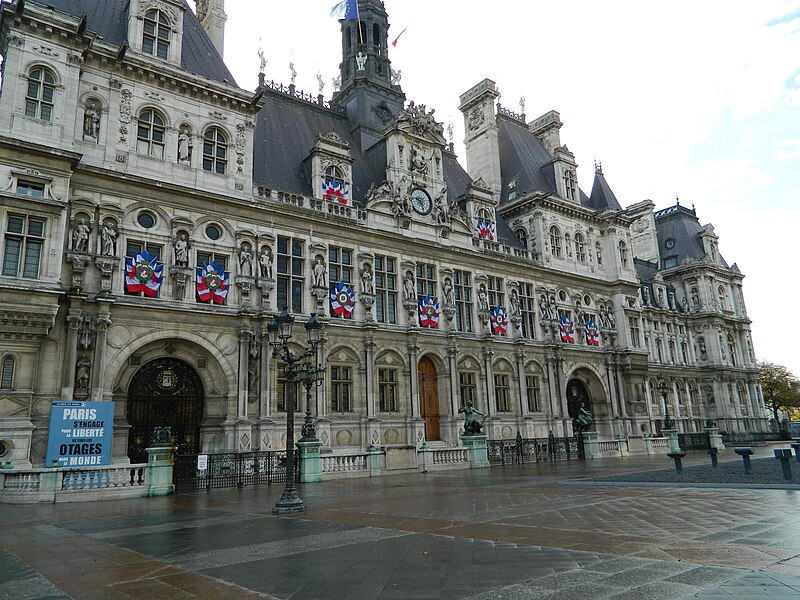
left=272, top=486, right=305, bottom=514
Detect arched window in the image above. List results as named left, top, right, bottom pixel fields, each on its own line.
left=0, top=356, right=14, bottom=389
left=203, top=127, right=228, bottom=174
left=727, top=334, right=737, bottom=366
left=514, top=228, right=527, bottom=248
left=574, top=233, right=586, bottom=262
left=372, top=24, right=381, bottom=51
left=25, top=67, right=56, bottom=121
left=618, top=241, right=629, bottom=267
left=563, top=169, right=576, bottom=200
left=718, top=285, right=727, bottom=310
left=143, top=9, right=171, bottom=59
left=136, top=109, right=166, bottom=158
left=549, top=226, right=562, bottom=258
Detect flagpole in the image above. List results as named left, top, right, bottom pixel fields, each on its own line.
left=355, top=0, right=362, bottom=45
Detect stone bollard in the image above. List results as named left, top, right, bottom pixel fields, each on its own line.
left=775, top=448, right=793, bottom=481
left=791, top=443, right=800, bottom=464
left=709, top=446, right=718, bottom=468
left=734, top=447, right=754, bottom=474
left=668, top=450, right=686, bottom=474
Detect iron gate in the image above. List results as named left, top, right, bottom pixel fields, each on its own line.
left=487, top=434, right=581, bottom=465
left=677, top=431, right=711, bottom=450
left=174, top=450, right=294, bottom=492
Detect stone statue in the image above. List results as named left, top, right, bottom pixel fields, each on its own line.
left=317, top=72, right=325, bottom=94
left=75, top=357, right=91, bottom=390
left=392, top=177, right=410, bottom=217
left=433, top=187, right=449, bottom=224
left=178, top=130, right=191, bottom=164
left=72, top=218, right=90, bottom=253
left=538, top=294, right=552, bottom=320
left=332, top=74, right=341, bottom=91
left=258, top=48, right=266, bottom=74
left=410, top=145, right=428, bottom=175
left=356, top=52, right=367, bottom=71
left=239, top=245, right=253, bottom=277
left=477, top=285, right=489, bottom=312
left=442, top=277, right=454, bottom=307
left=312, top=257, right=327, bottom=288
left=259, top=249, right=273, bottom=278
left=174, top=235, right=189, bottom=267
left=458, top=400, right=485, bottom=435
left=573, top=403, right=593, bottom=433
left=698, top=337, right=707, bottom=358
left=101, top=223, right=116, bottom=256
left=402, top=271, right=416, bottom=301
left=390, top=68, right=401, bottom=85
left=83, top=103, right=100, bottom=140
left=510, top=289, right=521, bottom=317
left=446, top=123, right=454, bottom=145
left=361, top=263, right=374, bottom=295
left=519, top=96, right=526, bottom=114
left=290, top=62, right=297, bottom=84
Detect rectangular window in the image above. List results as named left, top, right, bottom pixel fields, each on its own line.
left=459, top=372, right=476, bottom=406
left=378, top=368, right=398, bottom=412
left=330, top=366, right=352, bottom=413
left=16, top=181, right=45, bottom=198
left=526, top=375, right=540, bottom=412
left=518, top=283, right=537, bottom=339
left=194, top=250, right=228, bottom=302
left=494, top=374, right=510, bottom=412
left=277, top=236, right=304, bottom=312
left=276, top=364, right=301, bottom=412
left=487, top=276, right=505, bottom=308
left=2, top=214, right=45, bottom=278
left=374, top=255, right=397, bottom=324
left=681, top=342, right=689, bottom=364
left=655, top=339, right=663, bottom=362
left=128, top=240, right=165, bottom=262
left=415, top=263, right=437, bottom=298
left=453, top=269, right=473, bottom=333
left=329, top=246, right=353, bottom=319
left=628, top=317, right=641, bottom=348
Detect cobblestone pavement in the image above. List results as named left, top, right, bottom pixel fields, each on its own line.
left=2, top=448, right=800, bottom=599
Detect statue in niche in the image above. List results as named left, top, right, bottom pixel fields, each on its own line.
left=538, top=294, right=553, bottom=320
left=410, top=145, right=428, bottom=176
left=510, top=289, right=521, bottom=317
left=83, top=102, right=100, bottom=140
left=312, top=256, right=327, bottom=288
left=177, top=129, right=192, bottom=164
left=392, top=177, right=410, bottom=217
left=433, top=187, right=449, bottom=224
left=402, top=271, right=416, bottom=301
left=698, top=337, right=707, bottom=359
left=361, top=263, right=374, bottom=295
left=101, top=222, right=117, bottom=256
left=75, top=357, right=91, bottom=391
left=477, top=285, right=489, bottom=313
left=72, top=218, right=90, bottom=253
left=356, top=52, right=367, bottom=71
left=442, top=278, right=454, bottom=308
left=239, top=244, right=254, bottom=277
left=259, top=248, right=273, bottom=279
left=174, top=234, right=189, bottom=267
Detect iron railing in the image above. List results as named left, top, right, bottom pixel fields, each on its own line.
left=721, top=432, right=781, bottom=447
left=174, top=450, right=295, bottom=492
left=677, top=431, right=711, bottom=451
left=487, top=434, right=581, bottom=465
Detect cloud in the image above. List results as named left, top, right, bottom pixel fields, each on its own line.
left=766, top=8, right=800, bottom=26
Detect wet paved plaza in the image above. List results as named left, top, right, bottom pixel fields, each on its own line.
left=3, top=449, right=800, bottom=599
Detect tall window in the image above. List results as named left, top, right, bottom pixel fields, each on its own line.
left=276, top=236, right=304, bottom=312
left=202, top=127, right=228, bottom=174
left=563, top=169, right=577, bottom=200
left=374, top=255, right=397, bottom=324
left=459, top=372, right=477, bottom=406
left=143, top=9, right=170, bottom=59
left=518, top=282, right=536, bottom=339
left=276, top=364, right=301, bottom=412
left=328, top=246, right=353, bottom=319
left=453, top=269, right=473, bottom=333
left=525, top=375, right=540, bottom=412
left=0, top=356, right=14, bottom=389
left=718, top=286, right=728, bottom=310
left=330, top=366, right=353, bottom=413
left=549, top=226, right=562, bottom=258
left=136, top=109, right=166, bottom=159
left=574, top=233, right=586, bottom=262
left=378, top=368, right=398, bottom=412
left=2, top=215, right=44, bottom=278
left=727, top=335, right=737, bottom=366
left=681, top=342, right=689, bottom=364
left=628, top=317, right=641, bottom=348
left=655, top=339, right=663, bottom=363
left=618, top=241, right=629, bottom=268
left=415, top=263, right=436, bottom=298
left=515, top=228, right=527, bottom=248
left=487, top=276, right=504, bottom=308
left=494, top=373, right=510, bottom=412
left=25, top=67, right=56, bottom=121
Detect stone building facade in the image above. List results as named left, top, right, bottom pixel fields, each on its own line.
left=0, top=0, right=766, bottom=467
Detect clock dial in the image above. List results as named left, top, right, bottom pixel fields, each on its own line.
left=411, top=189, right=432, bottom=215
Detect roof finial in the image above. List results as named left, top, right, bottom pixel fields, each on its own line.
left=594, top=159, right=602, bottom=175
left=675, top=196, right=680, bottom=206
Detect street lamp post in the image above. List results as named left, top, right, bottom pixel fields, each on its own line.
left=658, top=377, right=674, bottom=430
left=268, top=309, right=322, bottom=514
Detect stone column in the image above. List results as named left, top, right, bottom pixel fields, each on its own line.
left=447, top=341, right=460, bottom=418
left=364, top=335, right=376, bottom=418
left=259, top=330, right=271, bottom=419
left=605, top=360, right=619, bottom=419
left=515, top=347, right=529, bottom=417
left=615, top=362, right=629, bottom=419
left=482, top=346, right=495, bottom=418
left=237, top=327, right=250, bottom=419
left=545, top=355, right=558, bottom=418
left=408, top=340, right=420, bottom=418
left=61, top=308, right=83, bottom=399
left=91, top=307, right=112, bottom=402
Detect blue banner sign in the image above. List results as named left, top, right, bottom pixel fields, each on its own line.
left=45, top=401, right=114, bottom=467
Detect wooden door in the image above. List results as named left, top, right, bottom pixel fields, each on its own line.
left=418, top=357, right=440, bottom=440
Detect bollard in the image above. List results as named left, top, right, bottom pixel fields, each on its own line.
left=734, top=447, right=753, bottom=474
left=775, top=448, right=793, bottom=481
left=791, top=443, right=800, bottom=464
left=708, top=446, right=718, bottom=468
left=668, top=451, right=686, bottom=474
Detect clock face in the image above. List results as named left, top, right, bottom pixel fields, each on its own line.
left=411, top=189, right=432, bottom=215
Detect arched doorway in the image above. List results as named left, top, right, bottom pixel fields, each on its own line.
left=418, top=357, right=440, bottom=441
left=127, top=357, right=204, bottom=463
left=566, top=378, right=592, bottom=422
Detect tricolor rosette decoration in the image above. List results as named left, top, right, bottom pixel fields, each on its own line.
left=124, top=250, right=163, bottom=297
left=196, top=261, right=229, bottom=304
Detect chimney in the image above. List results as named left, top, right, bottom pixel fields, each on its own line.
left=459, top=79, right=502, bottom=197
left=197, top=0, right=227, bottom=58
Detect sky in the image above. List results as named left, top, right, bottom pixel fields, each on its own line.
left=206, top=1, right=799, bottom=376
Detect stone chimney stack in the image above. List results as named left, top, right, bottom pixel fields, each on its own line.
left=196, top=0, right=227, bottom=58
left=459, top=79, right=502, bottom=198
left=528, top=110, right=562, bottom=155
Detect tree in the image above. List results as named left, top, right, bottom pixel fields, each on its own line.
left=759, top=361, right=800, bottom=422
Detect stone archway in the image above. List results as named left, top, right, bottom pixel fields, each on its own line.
left=126, top=357, right=204, bottom=463
left=566, top=378, right=592, bottom=422
left=418, top=356, right=440, bottom=441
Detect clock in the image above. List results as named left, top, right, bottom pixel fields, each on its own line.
left=410, top=188, right=432, bottom=215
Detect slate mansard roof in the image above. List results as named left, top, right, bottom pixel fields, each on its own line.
left=654, top=204, right=729, bottom=268
left=28, top=0, right=236, bottom=86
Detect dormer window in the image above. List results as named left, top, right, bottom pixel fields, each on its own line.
left=574, top=232, right=586, bottom=262
left=25, top=67, right=56, bottom=122
left=618, top=241, right=629, bottom=268
left=203, top=127, right=228, bottom=174
left=563, top=169, right=576, bottom=201
left=515, top=228, right=527, bottom=248
left=507, top=177, right=519, bottom=201
left=143, top=9, right=171, bottom=60
left=137, top=109, right=166, bottom=159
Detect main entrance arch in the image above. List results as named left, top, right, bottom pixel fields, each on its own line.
left=127, top=357, right=204, bottom=463
left=418, top=356, right=440, bottom=441
left=566, top=378, right=593, bottom=422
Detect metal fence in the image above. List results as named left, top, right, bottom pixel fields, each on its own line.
left=487, top=435, right=582, bottom=465
left=677, top=432, right=711, bottom=451
left=721, top=432, right=782, bottom=447
left=174, top=450, right=293, bottom=492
